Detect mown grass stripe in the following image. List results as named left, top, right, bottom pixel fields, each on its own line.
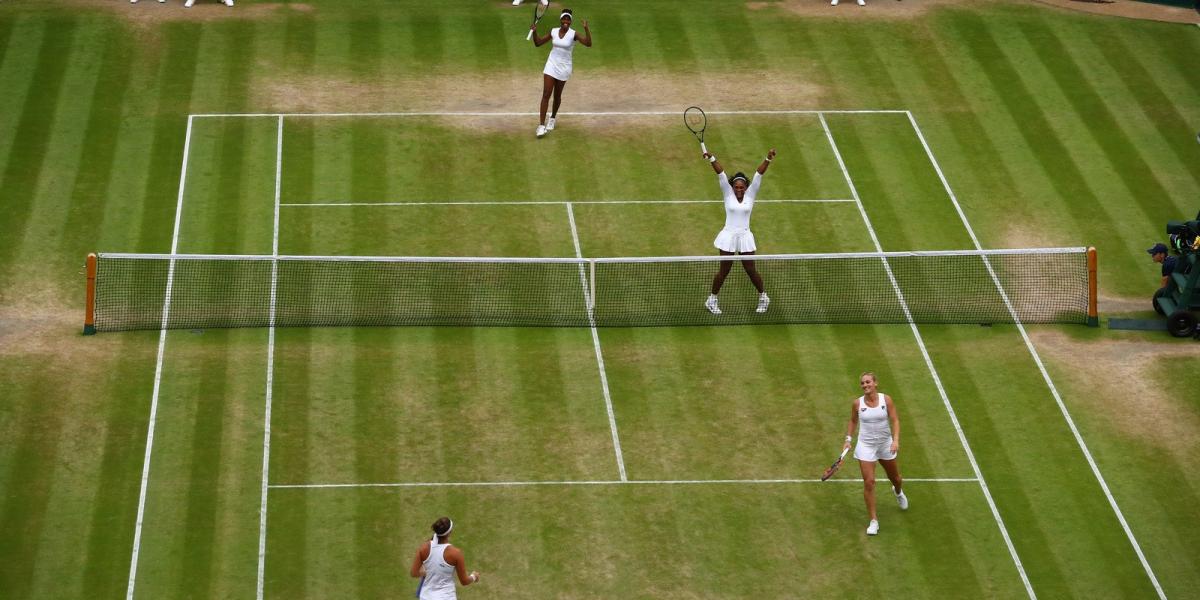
left=948, top=14, right=1141, bottom=279
left=80, top=337, right=162, bottom=599
left=0, top=18, right=78, bottom=274
left=134, top=22, right=202, bottom=253
left=1088, top=23, right=1200, bottom=192
left=0, top=370, right=70, bottom=599
left=1017, top=19, right=1180, bottom=225
left=59, top=22, right=135, bottom=258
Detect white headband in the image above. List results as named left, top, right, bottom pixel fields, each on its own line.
left=432, top=519, right=453, bottom=542
left=560, top=11, right=572, bottom=20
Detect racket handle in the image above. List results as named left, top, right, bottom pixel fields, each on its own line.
left=526, top=29, right=534, bottom=41
left=700, top=142, right=708, bottom=155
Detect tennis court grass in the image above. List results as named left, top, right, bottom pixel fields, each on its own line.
left=0, top=1, right=1197, bottom=598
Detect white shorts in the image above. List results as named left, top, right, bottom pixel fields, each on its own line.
left=543, top=58, right=572, bottom=82
left=854, top=437, right=897, bottom=462
left=713, top=229, right=756, bottom=253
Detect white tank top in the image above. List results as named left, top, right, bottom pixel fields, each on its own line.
left=548, top=28, right=576, bottom=66
left=420, top=542, right=457, bottom=600
left=857, top=394, right=892, bottom=444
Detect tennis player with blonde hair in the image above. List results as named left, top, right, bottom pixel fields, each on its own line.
left=843, top=371, right=908, bottom=535
left=410, top=517, right=480, bottom=599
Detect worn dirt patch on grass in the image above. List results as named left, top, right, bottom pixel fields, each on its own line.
left=1030, top=0, right=1199, bottom=24
left=253, top=70, right=827, bottom=115
left=758, top=0, right=982, bottom=20
left=1028, top=329, right=1200, bottom=461
left=55, top=0, right=313, bottom=25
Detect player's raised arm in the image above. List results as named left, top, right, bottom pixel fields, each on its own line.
left=576, top=18, right=592, bottom=47
left=757, top=148, right=776, bottom=175
left=703, top=151, right=723, bottom=175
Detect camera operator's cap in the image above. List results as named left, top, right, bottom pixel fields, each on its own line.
left=1147, top=242, right=1168, bottom=255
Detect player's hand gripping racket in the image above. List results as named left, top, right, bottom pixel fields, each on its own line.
left=526, top=0, right=549, bottom=40
left=821, top=447, right=850, bottom=481
left=684, top=106, right=708, bottom=155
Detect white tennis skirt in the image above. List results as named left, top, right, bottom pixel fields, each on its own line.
left=713, top=229, right=757, bottom=253
left=543, top=58, right=572, bottom=82
left=854, top=437, right=897, bottom=462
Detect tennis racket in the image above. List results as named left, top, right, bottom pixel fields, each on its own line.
left=684, top=106, right=708, bottom=155
left=526, top=0, right=549, bottom=40
left=821, top=447, right=850, bottom=481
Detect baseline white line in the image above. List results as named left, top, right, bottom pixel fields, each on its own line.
left=820, top=113, right=1036, bottom=599
left=190, top=109, right=909, bottom=118
left=269, top=477, right=979, bottom=490
left=281, top=199, right=856, bottom=207
left=255, top=115, right=284, bottom=600
left=126, top=115, right=195, bottom=600
left=905, top=111, right=1166, bottom=599
left=566, top=202, right=627, bottom=481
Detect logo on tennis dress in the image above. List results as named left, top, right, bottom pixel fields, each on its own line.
left=861, top=407, right=867, bottom=412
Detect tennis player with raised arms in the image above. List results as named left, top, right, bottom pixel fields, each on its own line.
left=701, top=146, right=775, bottom=315
left=410, top=517, right=480, bottom=599
left=842, top=371, right=909, bottom=536
left=531, top=8, right=592, bottom=138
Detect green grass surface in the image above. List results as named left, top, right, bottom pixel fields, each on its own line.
left=1, top=1, right=1198, bottom=598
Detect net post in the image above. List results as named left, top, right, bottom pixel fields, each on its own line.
left=84, top=253, right=97, bottom=335
left=588, top=260, right=596, bottom=312
left=1087, top=246, right=1098, bottom=327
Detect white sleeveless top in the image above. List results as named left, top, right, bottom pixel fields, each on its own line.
left=857, top=394, right=892, bottom=445
left=548, top=27, right=577, bottom=65
left=420, top=542, right=457, bottom=600
left=717, top=172, right=762, bottom=232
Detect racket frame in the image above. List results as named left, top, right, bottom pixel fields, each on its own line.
left=526, top=1, right=549, bottom=40
left=684, top=106, right=708, bottom=153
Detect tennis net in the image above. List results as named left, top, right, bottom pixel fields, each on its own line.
left=84, top=247, right=1096, bottom=333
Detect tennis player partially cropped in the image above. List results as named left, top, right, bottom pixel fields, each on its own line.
left=531, top=9, right=592, bottom=138
left=843, top=372, right=908, bottom=536
left=702, top=148, right=775, bottom=315
left=410, top=517, right=480, bottom=599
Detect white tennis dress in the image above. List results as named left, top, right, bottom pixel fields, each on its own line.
left=420, top=541, right=458, bottom=600
left=543, top=27, right=577, bottom=81
left=854, top=394, right=897, bottom=462
left=712, top=171, right=762, bottom=253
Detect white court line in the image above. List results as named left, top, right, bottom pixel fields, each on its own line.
left=282, top=199, right=856, bottom=207
left=905, top=111, right=1166, bottom=599
left=191, top=109, right=909, bottom=118
left=255, top=115, right=284, bottom=600
left=566, top=202, right=627, bottom=482
left=125, top=115, right=195, bottom=600
left=269, top=477, right=979, bottom=490
left=820, top=113, right=1036, bottom=599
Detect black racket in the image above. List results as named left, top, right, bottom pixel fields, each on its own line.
left=684, top=106, right=708, bottom=155
left=526, top=1, right=549, bottom=40
left=821, top=447, right=850, bottom=481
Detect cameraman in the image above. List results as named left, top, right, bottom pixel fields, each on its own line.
left=1148, top=242, right=1177, bottom=291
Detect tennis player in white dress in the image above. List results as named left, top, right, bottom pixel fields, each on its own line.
left=410, top=517, right=480, bottom=599
left=531, top=9, right=592, bottom=138
left=842, top=372, right=908, bottom=536
left=701, top=148, right=776, bottom=315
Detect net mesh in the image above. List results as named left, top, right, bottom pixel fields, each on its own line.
left=91, top=249, right=1091, bottom=332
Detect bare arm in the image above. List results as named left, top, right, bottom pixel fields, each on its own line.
left=1161, top=274, right=1170, bottom=288
left=887, top=395, right=901, bottom=453
left=410, top=542, right=429, bottom=579
left=756, top=148, right=776, bottom=175
left=703, top=152, right=723, bottom=175
left=445, top=546, right=479, bottom=586
left=532, top=27, right=552, bottom=46
left=844, top=399, right=859, bottom=451
left=576, top=20, right=592, bottom=47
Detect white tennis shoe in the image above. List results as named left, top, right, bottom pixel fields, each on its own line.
left=857, top=0, right=866, bottom=5
left=895, top=487, right=908, bottom=510
left=830, top=0, right=839, bottom=5
left=705, top=295, right=721, bottom=315
left=536, top=124, right=547, bottom=138
left=755, top=292, right=770, bottom=314
left=184, top=0, right=194, bottom=5
left=546, top=117, right=556, bottom=131
left=866, top=520, right=879, bottom=536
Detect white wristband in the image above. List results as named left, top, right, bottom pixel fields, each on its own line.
left=470, top=573, right=477, bottom=583
left=708, top=155, right=716, bottom=163
left=845, top=435, right=852, bottom=442
left=765, top=157, right=772, bottom=162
